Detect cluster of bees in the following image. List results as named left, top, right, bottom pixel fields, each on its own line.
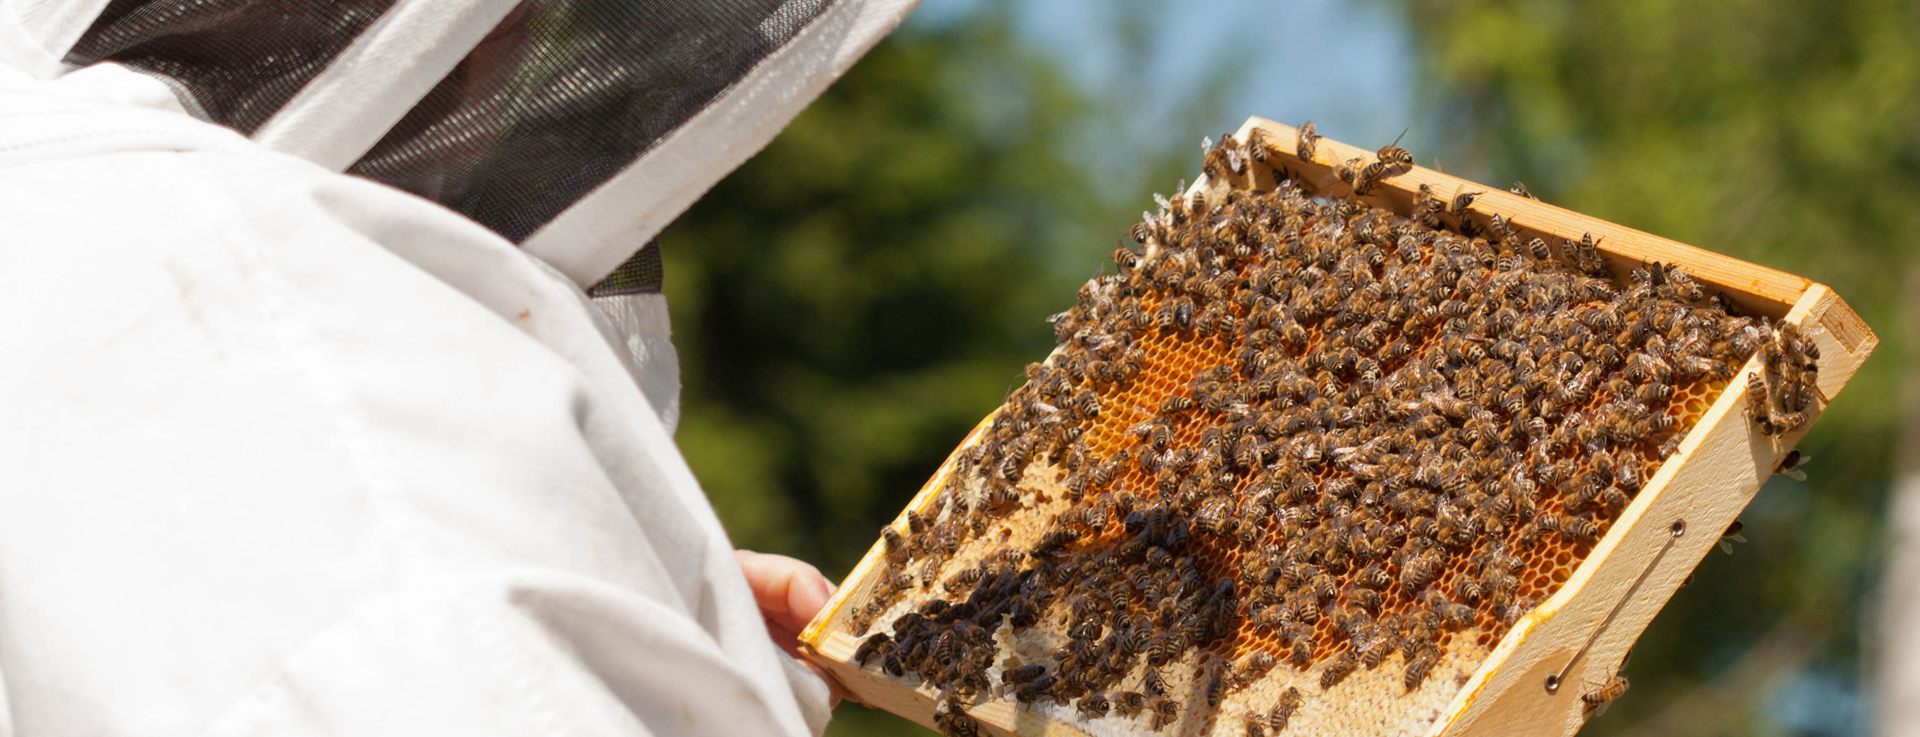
left=843, top=125, right=1817, bottom=737
left=1745, top=323, right=1820, bottom=435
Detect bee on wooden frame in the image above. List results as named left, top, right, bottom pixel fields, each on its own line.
left=1377, top=130, right=1414, bottom=172
left=1581, top=674, right=1630, bottom=716
left=1295, top=121, right=1322, bottom=161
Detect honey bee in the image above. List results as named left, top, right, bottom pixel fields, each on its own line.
left=1453, top=575, right=1484, bottom=603
left=883, top=527, right=911, bottom=564
left=1432, top=597, right=1475, bottom=628
left=1296, top=122, right=1321, bottom=161
left=1403, top=650, right=1437, bottom=691
left=1089, top=453, right=1126, bottom=487
left=1448, top=189, right=1482, bottom=218
left=1002, top=663, right=1045, bottom=686
left=1319, top=651, right=1358, bottom=689
left=1145, top=633, right=1184, bottom=667
left=1233, top=650, right=1278, bottom=686
left=1719, top=518, right=1748, bottom=555
left=1209, top=133, right=1255, bottom=177
left=1340, top=174, right=1387, bottom=207
left=1332, top=156, right=1371, bottom=194
left=1412, top=184, right=1446, bottom=228
left=854, top=632, right=895, bottom=666
left=1148, top=423, right=1174, bottom=451
left=1400, top=549, right=1440, bottom=593
left=1349, top=587, right=1384, bottom=614
left=1128, top=221, right=1157, bottom=245
left=1744, top=373, right=1775, bottom=434
left=1267, top=686, right=1304, bottom=730
left=1148, top=695, right=1181, bottom=729
left=1289, top=637, right=1315, bottom=668
left=1777, top=449, right=1811, bottom=481
left=1377, top=130, right=1413, bottom=172
left=1246, top=127, right=1276, bottom=163
left=1113, top=690, right=1148, bottom=718
left=849, top=600, right=885, bottom=635
left=1014, top=674, right=1057, bottom=704
left=1567, top=232, right=1610, bottom=276
left=1488, top=213, right=1520, bottom=246
left=1770, top=410, right=1807, bottom=433
left=945, top=567, right=987, bottom=593
left=934, top=692, right=982, bottom=737
left=1580, top=675, right=1630, bottom=716
left=1509, top=181, right=1538, bottom=200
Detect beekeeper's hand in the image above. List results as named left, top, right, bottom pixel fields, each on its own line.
left=737, top=549, right=847, bottom=707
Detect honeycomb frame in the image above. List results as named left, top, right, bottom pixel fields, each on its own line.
left=799, top=116, right=1877, bottom=737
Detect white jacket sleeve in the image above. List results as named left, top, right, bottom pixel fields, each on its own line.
left=0, top=67, right=827, bottom=737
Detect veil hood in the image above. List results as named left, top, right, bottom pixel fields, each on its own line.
left=0, top=0, right=920, bottom=285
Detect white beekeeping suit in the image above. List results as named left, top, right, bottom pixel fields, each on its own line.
left=0, top=0, right=917, bottom=735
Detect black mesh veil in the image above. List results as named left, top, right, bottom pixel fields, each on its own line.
left=66, top=0, right=401, bottom=135
left=55, top=0, right=892, bottom=286
left=64, top=0, right=837, bottom=242
left=347, top=0, right=831, bottom=243
left=589, top=240, right=663, bottom=297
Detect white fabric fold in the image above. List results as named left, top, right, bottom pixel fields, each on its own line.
left=592, top=292, right=683, bottom=434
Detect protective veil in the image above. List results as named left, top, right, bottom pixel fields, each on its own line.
left=0, top=1, right=916, bottom=735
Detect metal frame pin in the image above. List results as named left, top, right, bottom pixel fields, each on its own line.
left=1544, top=519, right=1686, bottom=694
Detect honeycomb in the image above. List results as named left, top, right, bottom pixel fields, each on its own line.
left=839, top=130, right=1822, bottom=737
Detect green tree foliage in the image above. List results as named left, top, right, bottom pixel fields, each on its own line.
left=662, top=12, right=1094, bottom=571
left=1384, top=1, right=1919, bottom=734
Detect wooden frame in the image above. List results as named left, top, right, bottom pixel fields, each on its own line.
left=800, top=116, right=1877, bottom=737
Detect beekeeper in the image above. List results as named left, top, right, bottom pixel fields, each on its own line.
left=0, top=1, right=918, bottom=734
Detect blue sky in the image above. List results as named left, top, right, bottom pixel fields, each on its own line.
left=911, top=0, right=1418, bottom=152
